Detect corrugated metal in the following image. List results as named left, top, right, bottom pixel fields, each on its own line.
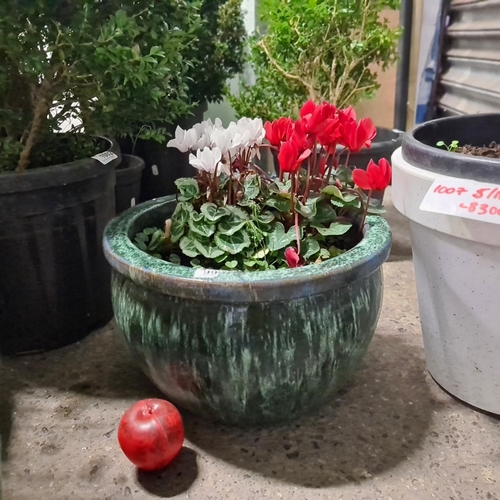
left=437, top=0, right=500, bottom=116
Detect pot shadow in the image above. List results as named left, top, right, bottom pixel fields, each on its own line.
left=0, top=321, right=162, bottom=401
left=136, top=447, right=198, bottom=498
left=0, top=321, right=162, bottom=461
left=182, top=334, right=434, bottom=488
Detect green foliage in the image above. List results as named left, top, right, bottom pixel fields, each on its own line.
left=229, top=0, right=402, bottom=120
left=436, top=140, right=460, bottom=152
left=0, top=0, right=199, bottom=171
left=134, top=170, right=366, bottom=271
left=187, top=0, right=246, bottom=104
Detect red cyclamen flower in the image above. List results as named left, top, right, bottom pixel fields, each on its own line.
left=264, top=117, right=294, bottom=148
left=300, top=100, right=337, bottom=136
left=278, top=140, right=311, bottom=173
left=352, top=158, right=392, bottom=191
left=340, top=117, right=377, bottom=153
left=284, top=247, right=304, bottom=268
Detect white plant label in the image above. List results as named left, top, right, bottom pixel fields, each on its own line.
left=420, top=177, right=500, bottom=225
left=130, top=198, right=136, bottom=207
left=92, top=151, right=118, bottom=164
left=194, top=269, right=219, bottom=279
left=151, top=164, right=159, bottom=176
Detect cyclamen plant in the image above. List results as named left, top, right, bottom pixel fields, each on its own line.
left=134, top=100, right=391, bottom=270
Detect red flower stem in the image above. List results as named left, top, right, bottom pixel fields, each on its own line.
left=228, top=152, right=233, bottom=205
left=345, top=150, right=351, bottom=167
left=359, top=189, right=372, bottom=234
left=303, top=157, right=312, bottom=202
left=295, top=211, right=301, bottom=255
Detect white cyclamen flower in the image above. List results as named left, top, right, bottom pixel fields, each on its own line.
left=189, top=147, right=229, bottom=176
left=210, top=127, right=233, bottom=155
left=166, top=126, right=198, bottom=152
left=238, top=117, right=265, bottom=147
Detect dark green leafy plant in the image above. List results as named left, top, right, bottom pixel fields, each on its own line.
left=186, top=0, right=246, bottom=104
left=229, top=0, right=401, bottom=121
left=0, top=0, right=198, bottom=172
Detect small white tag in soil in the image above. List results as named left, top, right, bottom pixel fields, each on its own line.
left=92, top=151, right=118, bottom=164
left=131, top=198, right=136, bottom=207
left=151, top=164, right=159, bottom=176
left=421, top=177, right=500, bottom=225
left=194, top=269, right=219, bottom=279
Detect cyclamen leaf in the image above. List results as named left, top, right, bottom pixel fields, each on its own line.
left=322, top=185, right=343, bottom=199
left=217, top=218, right=247, bottom=236
left=169, top=254, right=182, bottom=265
left=226, top=205, right=250, bottom=221
left=201, top=203, right=230, bottom=222
left=265, top=196, right=292, bottom=213
left=315, top=222, right=352, bottom=236
left=224, top=260, right=239, bottom=269
left=257, top=211, right=275, bottom=224
left=312, top=202, right=337, bottom=224
left=192, top=239, right=225, bottom=259
left=266, top=222, right=299, bottom=251
left=180, top=236, right=200, bottom=258
left=170, top=202, right=192, bottom=243
left=175, top=178, right=199, bottom=202
left=188, top=217, right=216, bottom=237
left=296, top=197, right=319, bottom=218
left=243, top=174, right=261, bottom=200
left=302, top=238, right=321, bottom=259
left=214, top=230, right=251, bottom=255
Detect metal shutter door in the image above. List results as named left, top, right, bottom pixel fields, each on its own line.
left=437, top=0, right=500, bottom=116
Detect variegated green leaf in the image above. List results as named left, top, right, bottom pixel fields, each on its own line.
left=265, top=196, right=291, bottom=213
left=315, top=222, right=352, bottom=236
left=243, top=173, right=261, bottom=200
left=200, top=203, right=230, bottom=222
left=175, top=178, right=199, bottom=202
left=217, top=217, right=247, bottom=235
left=188, top=217, right=216, bottom=237
left=322, top=185, right=343, bottom=199
left=257, top=211, right=275, bottom=224
left=214, top=230, right=251, bottom=255
left=266, top=222, right=299, bottom=251
left=179, top=236, right=200, bottom=258
left=302, top=238, right=321, bottom=259
left=192, top=238, right=225, bottom=259
left=226, top=205, right=250, bottom=221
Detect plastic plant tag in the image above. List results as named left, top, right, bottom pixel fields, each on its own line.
left=131, top=198, right=136, bottom=207
left=151, top=164, right=159, bottom=176
left=194, top=269, right=219, bottom=279
left=420, top=177, right=500, bottom=224
left=92, top=151, right=118, bottom=164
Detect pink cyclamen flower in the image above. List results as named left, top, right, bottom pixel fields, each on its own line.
left=284, top=247, right=304, bottom=268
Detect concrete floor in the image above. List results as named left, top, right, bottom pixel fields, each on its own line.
left=2, top=190, right=500, bottom=500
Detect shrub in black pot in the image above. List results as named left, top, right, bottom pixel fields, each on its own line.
left=118, top=0, right=247, bottom=199
left=0, top=1, right=192, bottom=354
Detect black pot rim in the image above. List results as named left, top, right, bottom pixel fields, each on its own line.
left=0, top=136, right=119, bottom=194
left=402, top=114, right=500, bottom=182
left=103, top=196, right=392, bottom=303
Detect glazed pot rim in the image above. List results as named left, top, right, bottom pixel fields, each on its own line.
left=103, top=196, right=392, bottom=302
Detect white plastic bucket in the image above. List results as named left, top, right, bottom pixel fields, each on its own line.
left=392, top=147, right=500, bottom=413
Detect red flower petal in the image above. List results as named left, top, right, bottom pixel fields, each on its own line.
left=300, top=100, right=316, bottom=118
left=284, top=247, right=304, bottom=268
left=352, top=168, right=372, bottom=190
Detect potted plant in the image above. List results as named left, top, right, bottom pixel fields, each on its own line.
left=392, top=114, right=500, bottom=415
left=104, top=100, right=392, bottom=424
left=229, top=0, right=403, bottom=177
left=0, top=1, right=193, bottom=354
left=120, top=0, right=247, bottom=201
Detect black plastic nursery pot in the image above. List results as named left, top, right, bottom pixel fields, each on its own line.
left=115, top=154, right=145, bottom=214
left=0, top=137, right=120, bottom=355
left=119, top=104, right=207, bottom=201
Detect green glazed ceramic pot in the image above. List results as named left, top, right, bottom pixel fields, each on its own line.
left=103, top=196, right=392, bottom=425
